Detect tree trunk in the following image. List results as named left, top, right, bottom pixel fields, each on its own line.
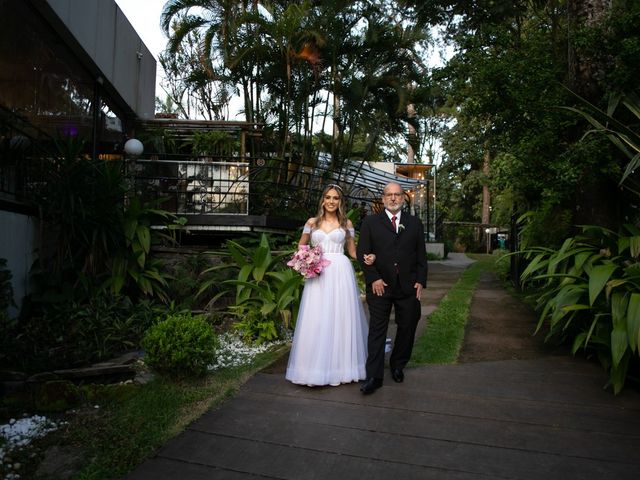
left=407, top=102, right=416, bottom=163
left=481, top=145, right=491, bottom=226
left=567, top=0, right=619, bottom=228
left=567, top=0, right=612, bottom=100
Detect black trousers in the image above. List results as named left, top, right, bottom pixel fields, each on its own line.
left=365, top=281, right=421, bottom=380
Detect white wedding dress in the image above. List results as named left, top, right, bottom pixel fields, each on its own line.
left=286, top=227, right=368, bottom=386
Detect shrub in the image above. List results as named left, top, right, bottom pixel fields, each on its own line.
left=1, top=291, right=158, bottom=373
left=141, top=313, right=217, bottom=376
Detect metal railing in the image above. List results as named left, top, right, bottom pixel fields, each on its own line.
left=129, top=154, right=435, bottom=232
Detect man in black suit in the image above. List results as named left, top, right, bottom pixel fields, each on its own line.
left=357, top=181, right=428, bottom=394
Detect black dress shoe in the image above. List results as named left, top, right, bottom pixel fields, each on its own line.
left=360, top=377, right=383, bottom=394
left=391, top=368, right=404, bottom=383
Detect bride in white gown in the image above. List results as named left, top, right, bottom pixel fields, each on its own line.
left=286, top=184, right=373, bottom=387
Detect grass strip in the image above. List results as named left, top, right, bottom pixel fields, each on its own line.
left=410, top=255, right=497, bottom=365
left=68, top=344, right=288, bottom=479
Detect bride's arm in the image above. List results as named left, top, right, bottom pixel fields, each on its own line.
left=346, top=220, right=376, bottom=264
left=345, top=220, right=357, bottom=258
left=299, top=218, right=314, bottom=246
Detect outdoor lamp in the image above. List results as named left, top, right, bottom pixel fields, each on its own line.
left=485, top=228, right=491, bottom=254
left=124, top=138, right=144, bottom=157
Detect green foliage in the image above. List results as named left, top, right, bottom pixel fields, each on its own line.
left=31, top=136, right=180, bottom=305
left=563, top=91, right=640, bottom=194
left=516, top=205, right=573, bottom=251
left=161, top=0, right=432, bottom=169
left=141, top=312, right=218, bottom=377
left=515, top=84, right=640, bottom=395
left=435, top=2, right=640, bottom=245
left=0, top=258, right=13, bottom=315
left=200, top=233, right=303, bottom=344
left=1, top=291, right=158, bottom=372
left=191, top=131, right=238, bottom=156
left=519, top=225, right=640, bottom=394
left=230, top=308, right=279, bottom=344
left=165, top=253, right=226, bottom=311
left=35, top=136, right=126, bottom=280
left=105, top=197, right=182, bottom=302
left=228, top=267, right=304, bottom=343
left=426, top=252, right=441, bottom=261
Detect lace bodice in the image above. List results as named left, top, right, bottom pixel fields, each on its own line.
left=311, top=228, right=348, bottom=254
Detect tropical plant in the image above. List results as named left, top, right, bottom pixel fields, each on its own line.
left=158, top=28, right=234, bottom=121
left=191, top=130, right=238, bottom=157
left=227, top=266, right=304, bottom=343
left=519, top=225, right=640, bottom=394
left=35, top=135, right=126, bottom=280
left=198, top=233, right=303, bottom=343
left=562, top=91, right=640, bottom=196
left=518, top=91, right=640, bottom=394
left=105, top=197, right=184, bottom=302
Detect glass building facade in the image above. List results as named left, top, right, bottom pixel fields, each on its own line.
left=0, top=0, right=128, bottom=203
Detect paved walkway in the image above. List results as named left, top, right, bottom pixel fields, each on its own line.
left=125, top=254, right=640, bottom=480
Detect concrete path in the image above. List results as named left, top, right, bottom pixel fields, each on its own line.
left=124, top=254, right=640, bottom=480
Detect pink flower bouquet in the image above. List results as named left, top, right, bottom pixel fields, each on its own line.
left=287, top=244, right=331, bottom=279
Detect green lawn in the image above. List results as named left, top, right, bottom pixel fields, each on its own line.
left=409, top=254, right=505, bottom=365
left=33, top=345, right=289, bottom=480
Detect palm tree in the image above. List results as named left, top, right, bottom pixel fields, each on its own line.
left=161, top=0, right=252, bottom=118
left=161, top=0, right=434, bottom=181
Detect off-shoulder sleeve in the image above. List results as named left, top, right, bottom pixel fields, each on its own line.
left=303, top=225, right=312, bottom=234
left=348, top=228, right=355, bottom=237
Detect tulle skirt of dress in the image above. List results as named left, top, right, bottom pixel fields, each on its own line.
left=285, top=252, right=368, bottom=386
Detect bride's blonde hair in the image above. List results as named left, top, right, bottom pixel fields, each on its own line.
left=313, top=184, right=349, bottom=234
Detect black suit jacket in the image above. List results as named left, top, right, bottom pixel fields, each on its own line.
left=357, top=211, right=428, bottom=295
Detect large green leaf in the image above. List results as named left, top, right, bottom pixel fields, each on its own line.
left=611, top=293, right=630, bottom=369
left=624, top=223, right=640, bottom=236
left=519, top=253, right=547, bottom=281
left=238, top=264, right=253, bottom=283
left=588, top=264, right=617, bottom=306
left=550, top=284, right=586, bottom=326
left=251, top=246, right=271, bottom=281
left=251, top=235, right=273, bottom=281
left=261, top=304, right=276, bottom=317
left=611, top=328, right=628, bottom=369
left=226, top=240, right=250, bottom=267
left=144, top=269, right=169, bottom=286
left=574, top=251, right=594, bottom=271
left=609, top=352, right=630, bottom=395
left=123, top=219, right=137, bottom=241
left=136, top=225, right=151, bottom=254
left=630, top=236, right=640, bottom=259
left=626, top=293, right=640, bottom=353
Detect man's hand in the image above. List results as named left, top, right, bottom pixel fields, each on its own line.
left=414, top=283, right=423, bottom=300
left=363, top=253, right=376, bottom=265
left=372, top=279, right=387, bottom=296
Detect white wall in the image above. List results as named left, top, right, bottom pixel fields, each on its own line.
left=45, top=0, right=156, bottom=119
left=0, top=211, right=38, bottom=317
